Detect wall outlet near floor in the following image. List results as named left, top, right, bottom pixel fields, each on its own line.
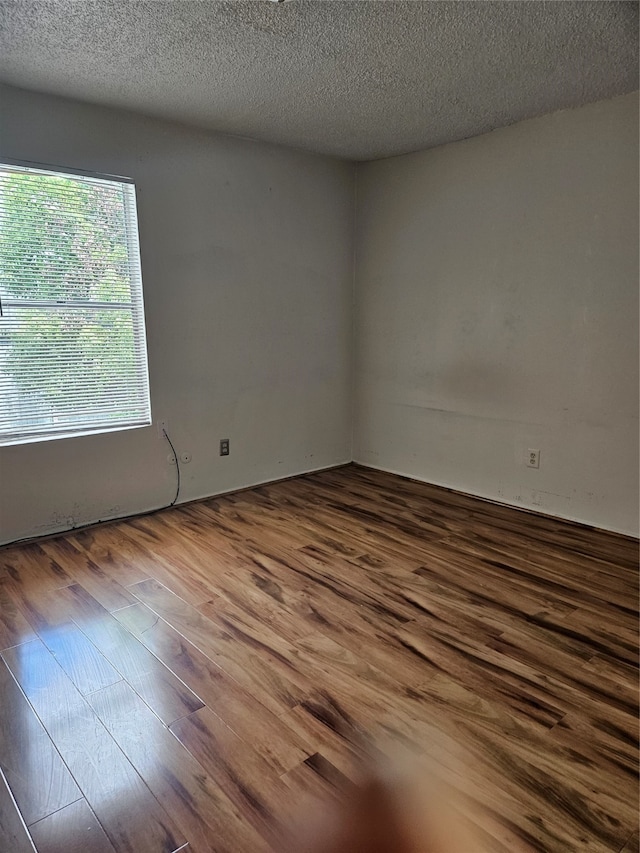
left=167, top=452, right=176, bottom=464
left=220, top=439, right=230, bottom=457
left=180, top=452, right=192, bottom=464
left=527, top=448, right=540, bottom=468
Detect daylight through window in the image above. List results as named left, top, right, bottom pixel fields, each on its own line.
left=0, top=162, right=151, bottom=445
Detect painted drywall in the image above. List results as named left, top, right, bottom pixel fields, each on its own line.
left=354, top=93, right=639, bottom=536
left=0, top=84, right=355, bottom=544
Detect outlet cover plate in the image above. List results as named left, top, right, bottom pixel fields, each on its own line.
left=527, top=448, right=540, bottom=468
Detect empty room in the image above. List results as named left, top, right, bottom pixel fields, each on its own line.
left=0, top=1, right=638, bottom=851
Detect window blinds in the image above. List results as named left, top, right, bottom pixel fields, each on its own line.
left=0, top=162, right=151, bottom=445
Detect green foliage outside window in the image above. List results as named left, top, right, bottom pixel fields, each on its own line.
left=0, top=172, right=139, bottom=423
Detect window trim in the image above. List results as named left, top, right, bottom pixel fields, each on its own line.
left=0, top=159, right=152, bottom=446
left=1, top=157, right=136, bottom=185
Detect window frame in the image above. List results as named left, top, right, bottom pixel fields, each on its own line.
left=0, top=159, right=152, bottom=446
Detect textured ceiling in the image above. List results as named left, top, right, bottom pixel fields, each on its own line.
left=0, top=1, right=637, bottom=160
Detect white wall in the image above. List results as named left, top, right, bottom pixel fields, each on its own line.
left=0, top=85, right=355, bottom=544
left=2, top=86, right=637, bottom=543
left=354, top=93, right=639, bottom=536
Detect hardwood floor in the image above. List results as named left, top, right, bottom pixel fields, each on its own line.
left=0, top=464, right=637, bottom=852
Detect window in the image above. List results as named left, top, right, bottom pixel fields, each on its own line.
left=0, top=162, right=151, bottom=445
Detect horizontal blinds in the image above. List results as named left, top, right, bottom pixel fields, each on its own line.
left=0, top=163, right=151, bottom=445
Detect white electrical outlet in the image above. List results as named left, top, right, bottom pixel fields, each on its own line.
left=527, top=448, right=540, bottom=468
left=157, top=419, right=169, bottom=438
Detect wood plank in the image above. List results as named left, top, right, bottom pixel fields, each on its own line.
left=621, top=831, right=639, bottom=853
left=28, top=799, right=115, bottom=853
left=128, top=578, right=313, bottom=715
left=392, top=617, right=569, bottom=729
left=457, top=720, right=634, bottom=851
left=119, top=526, right=215, bottom=606
left=169, top=704, right=291, bottom=846
left=0, top=767, right=36, bottom=853
left=0, top=545, right=77, bottom=639
left=439, top=535, right=638, bottom=624
left=197, top=567, right=314, bottom=644
left=0, top=658, right=81, bottom=825
left=280, top=693, right=376, bottom=776
left=59, top=583, right=204, bottom=725
left=0, top=543, right=72, bottom=591
left=280, top=752, right=354, bottom=830
left=486, top=627, right=638, bottom=718
left=2, top=639, right=185, bottom=853
left=0, top=577, right=38, bottom=650
left=291, top=631, right=434, bottom=720
left=40, top=539, right=137, bottom=612
left=113, top=602, right=309, bottom=774
left=70, top=527, right=151, bottom=587
left=407, top=545, right=584, bottom=621
left=547, top=713, right=639, bottom=781
left=38, top=622, right=122, bottom=695
left=88, top=679, right=268, bottom=853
